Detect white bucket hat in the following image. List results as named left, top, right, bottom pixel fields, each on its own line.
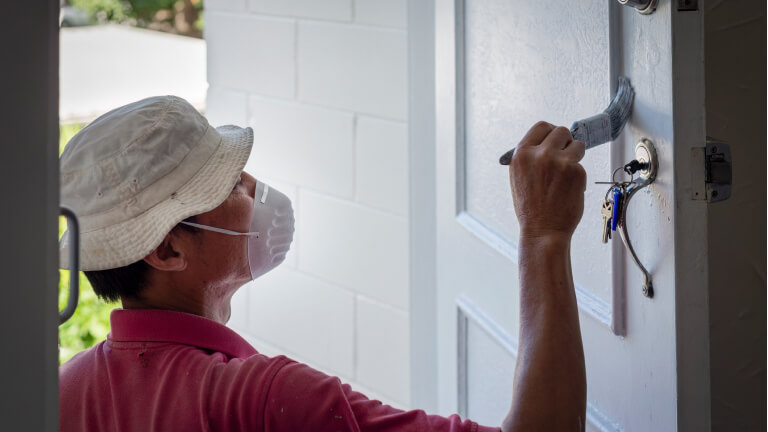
left=59, top=95, right=253, bottom=271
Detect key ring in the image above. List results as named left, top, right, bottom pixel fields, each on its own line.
left=595, top=167, right=635, bottom=190
left=612, top=165, right=634, bottom=185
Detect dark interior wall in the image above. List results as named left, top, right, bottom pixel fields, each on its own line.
left=0, top=1, right=60, bottom=430
left=705, top=1, right=766, bottom=430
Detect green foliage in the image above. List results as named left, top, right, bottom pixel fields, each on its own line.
left=70, top=0, right=130, bottom=23
left=70, top=0, right=203, bottom=26
left=194, top=11, right=204, bottom=33
left=59, top=123, right=84, bottom=154
left=59, top=123, right=117, bottom=364
left=58, top=271, right=114, bottom=363
left=127, top=0, right=178, bottom=21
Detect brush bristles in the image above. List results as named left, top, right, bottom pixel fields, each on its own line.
left=569, top=76, right=635, bottom=149
left=501, top=77, right=635, bottom=165
left=606, top=76, right=635, bottom=141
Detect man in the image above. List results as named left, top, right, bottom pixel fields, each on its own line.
left=59, top=96, right=586, bottom=431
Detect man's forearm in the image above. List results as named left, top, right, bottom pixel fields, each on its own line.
left=502, top=235, right=586, bottom=432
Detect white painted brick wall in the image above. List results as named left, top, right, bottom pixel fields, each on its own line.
left=205, top=0, right=411, bottom=408
left=355, top=116, right=409, bottom=215
left=298, top=191, right=409, bottom=309
left=298, top=22, right=407, bottom=120
left=205, top=13, right=295, bottom=97
left=204, top=0, right=246, bottom=12
left=247, top=267, right=356, bottom=377
left=205, top=87, right=248, bottom=127
left=249, top=0, right=353, bottom=21
left=354, top=0, right=407, bottom=28
left=246, top=97, right=355, bottom=198
left=356, top=297, right=410, bottom=402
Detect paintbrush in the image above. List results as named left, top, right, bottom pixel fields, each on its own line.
left=498, top=76, right=635, bottom=165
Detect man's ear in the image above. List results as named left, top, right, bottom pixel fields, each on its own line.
left=143, top=232, right=188, bottom=272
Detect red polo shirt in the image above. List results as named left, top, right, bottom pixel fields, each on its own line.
left=60, top=309, right=499, bottom=431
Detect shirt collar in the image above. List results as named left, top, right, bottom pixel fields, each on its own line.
left=108, top=308, right=258, bottom=359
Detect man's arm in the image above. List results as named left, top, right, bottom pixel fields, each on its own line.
left=501, top=122, right=587, bottom=432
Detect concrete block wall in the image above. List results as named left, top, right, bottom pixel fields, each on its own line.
left=204, top=0, right=410, bottom=408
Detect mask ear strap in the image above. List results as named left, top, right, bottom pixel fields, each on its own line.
left=180, top=221, right=259, bottom=238
left=260, top=184, right=270, bottom=203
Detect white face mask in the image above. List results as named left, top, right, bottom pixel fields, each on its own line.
left=181, top=180, right=295, bottom=280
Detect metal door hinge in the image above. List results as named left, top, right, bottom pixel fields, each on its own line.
left=691, top=138, right=732, bottom=202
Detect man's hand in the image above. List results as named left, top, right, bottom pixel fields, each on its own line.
left=508, top=121, right=586, bottom=241
left=501, top=121, right=587, bottom=432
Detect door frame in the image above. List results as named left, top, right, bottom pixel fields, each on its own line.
left=407, top=0, right=439, bottom=413
left=0, top=1, right=61, bottom=430
left=672, top=5, right=712, bottom=430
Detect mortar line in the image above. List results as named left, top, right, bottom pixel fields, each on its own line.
left=293, top=18, right=299, bottom=100
left=352, top=293, right=359, bottom=380
left=351, top=113, right=359, bottom=202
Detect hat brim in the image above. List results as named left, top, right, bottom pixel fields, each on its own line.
left=60, top=125, right=253, bottom=271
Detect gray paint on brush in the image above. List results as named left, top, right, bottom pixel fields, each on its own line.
left=498, top=76, right=635, bottom=165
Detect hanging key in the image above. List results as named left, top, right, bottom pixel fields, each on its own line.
left=600, top=200, right=613, bottom=243
left=611, top=186, right=623, bottom=232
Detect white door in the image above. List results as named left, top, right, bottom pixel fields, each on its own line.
left=417, top=1, right=710, bottom=430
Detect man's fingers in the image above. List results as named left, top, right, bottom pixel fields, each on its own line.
left=564, top=140, right=586, bottom=162
left=541, top=126, right=573, bottom=151
left=517, top=121, right=555, bottom=149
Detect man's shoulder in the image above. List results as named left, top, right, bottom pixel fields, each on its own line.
left=207, top=351, right=295, bottom=387
left=59, top=341, right=114, bottom=399
left=59, top=341, right=106, bottom=377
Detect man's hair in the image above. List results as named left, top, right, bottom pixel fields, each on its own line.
left=84, top=216, right=200, bottom=302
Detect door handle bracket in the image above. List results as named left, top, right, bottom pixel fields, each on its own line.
left=59, top=206, right=80, bottom=325
left=618, top=138, right=658, bottom=298
left=616, top=0, right=658, bottom=15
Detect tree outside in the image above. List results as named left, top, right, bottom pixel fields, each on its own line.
left=62, top=0, right=204, bottom=38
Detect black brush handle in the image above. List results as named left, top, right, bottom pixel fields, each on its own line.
left=499, top=125, right=587, bottom=165
left=498, top=148, right=516, bottom=165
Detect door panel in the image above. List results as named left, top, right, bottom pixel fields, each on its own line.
left=457, top=296, right=517, bottom=427
left=462, top=0, right=615, bottom=314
